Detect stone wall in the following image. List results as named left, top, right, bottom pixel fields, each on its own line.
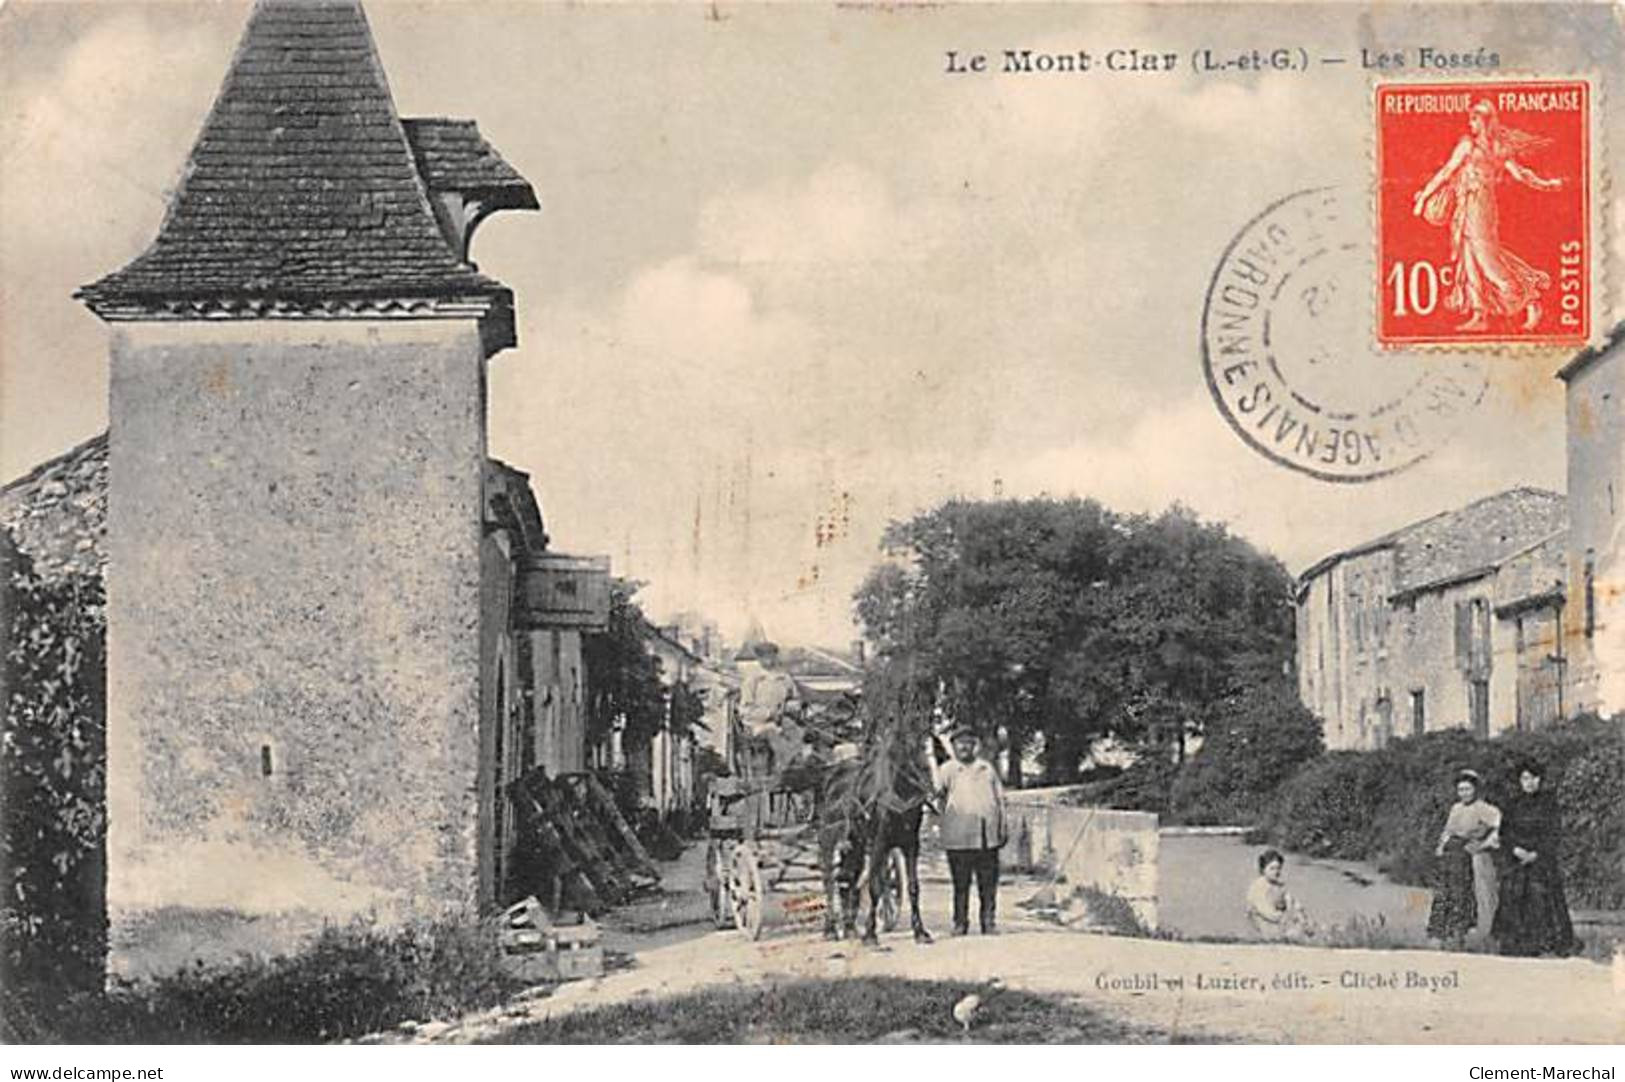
left=478, top=532, right=517, bottom=910
left=1297, top=548, right=1399, bottom=750
left=106, top=319, right=489, bottom=969
left=1565, top=346, right=1625, bottom=717
left=1004, top=789, right=1159, bottom=929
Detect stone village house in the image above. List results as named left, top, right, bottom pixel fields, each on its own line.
left=1297, top=323, right=1624, bottom=750
left=11, top=0, right=619, bottom=971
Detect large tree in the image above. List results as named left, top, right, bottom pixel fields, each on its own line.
left=853, top=498, right=1295, bottom=785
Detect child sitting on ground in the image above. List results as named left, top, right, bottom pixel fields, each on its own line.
left=1246, top=848, right=1311, bottom=942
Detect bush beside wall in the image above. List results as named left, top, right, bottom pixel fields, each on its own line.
left=0, top=531, right=108, bottom=1002
left=2, top=916, right=516, bottom=1044
left=1169, top=684, right=1325, bottom=825
left=1255, top=716, right=1624, bottom=909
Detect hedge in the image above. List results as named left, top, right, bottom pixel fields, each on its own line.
left=1254, top=715, right=1624, bottom=909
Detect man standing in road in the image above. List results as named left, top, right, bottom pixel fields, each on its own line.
left=931, top=725, right=1007, bottom=935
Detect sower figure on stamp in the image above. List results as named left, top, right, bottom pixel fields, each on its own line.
left=1411, top=98, right=1565, bottom=333
left=929, top=725, right=1007, bottom=936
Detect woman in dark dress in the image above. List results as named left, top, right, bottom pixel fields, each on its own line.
left=1493, top=759, right=1577, bottom=957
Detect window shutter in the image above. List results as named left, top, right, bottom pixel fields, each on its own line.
left=1473, top=599, right=1492, bottom=675
left=1454, top=601, right=1471, bottom=669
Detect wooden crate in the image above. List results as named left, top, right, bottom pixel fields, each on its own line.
left=500, top=920, right=604, bottom=983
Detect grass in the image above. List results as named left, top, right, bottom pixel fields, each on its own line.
left=1308, top=914, right=1427, bottom=952
left=4, top=915, right=520, bottom=1044
left=1068, top=886, right=1153, bottom=937
left=481, top=976, right=1203, bottom=1044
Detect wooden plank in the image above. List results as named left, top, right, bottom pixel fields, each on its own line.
left=508, top=773, right=604, bottom=913
left=519, top=771, right=628, bottom=904
left=545, top=783, right=630, bottom=904
left=573, top=772, right=660, bottom=877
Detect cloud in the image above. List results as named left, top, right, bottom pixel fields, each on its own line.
left=1, top=6, right=240, bottom=480
left=5, top=2, right=1579, bottom=649
left=490, top=51, right=1567, bottom=643
left=697, top=162, right=931, bottom=268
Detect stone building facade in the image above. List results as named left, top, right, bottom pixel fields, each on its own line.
left=1558, top=323, right=1625, bottom=719
left=71, top=0, right=605, bottom=968
left=647, top=628, right=702, bottom=818
left=1299, top=322, right=1625, bottom=749
left=1296, top=488, right=1567, bottom=750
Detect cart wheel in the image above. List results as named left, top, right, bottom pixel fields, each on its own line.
left=878, top=847, right=907, bottom=933
left=728, top=843, right=766, bottom=940
left=706, top=841, right=735, bottom=930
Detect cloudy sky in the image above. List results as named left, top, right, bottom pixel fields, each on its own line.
left=2, top=2, right=1619, bottom=646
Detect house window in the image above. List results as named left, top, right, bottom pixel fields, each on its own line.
left=1470, top=678, right=1490, bottom=739
left=1457, top=597, right=1492, bottom=674
left=1411, top=689, right=1425, bottom=737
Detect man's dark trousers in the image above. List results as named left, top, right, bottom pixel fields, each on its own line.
left=947, top=847, right=1000, bottom=933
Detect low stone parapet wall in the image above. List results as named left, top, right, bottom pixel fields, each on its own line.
left=1004, top=791, right=1159, bottom=929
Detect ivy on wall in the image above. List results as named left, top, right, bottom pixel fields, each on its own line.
left=0, top=530, right=107, bottom=997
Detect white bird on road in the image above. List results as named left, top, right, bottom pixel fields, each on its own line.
left=952, top=978, right=1005, bottom=1034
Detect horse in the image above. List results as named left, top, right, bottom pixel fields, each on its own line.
left=813, top=723, right=939, bottom=945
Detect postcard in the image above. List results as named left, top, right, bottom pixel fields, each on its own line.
left=0, top=0, right=1620, bottom=1049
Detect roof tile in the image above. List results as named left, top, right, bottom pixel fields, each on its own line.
left=77, top=0, right=527, bottom=311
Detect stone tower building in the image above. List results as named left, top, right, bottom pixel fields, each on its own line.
left=76, top=0, right=596, bottom=968
left=1558, top=322, right=1625, bottom=719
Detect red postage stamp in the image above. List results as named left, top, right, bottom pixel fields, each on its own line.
left=1375, top=80, right=1591, bottom=348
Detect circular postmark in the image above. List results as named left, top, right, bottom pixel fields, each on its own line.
left=1201, top=187, right=1488, bottom=483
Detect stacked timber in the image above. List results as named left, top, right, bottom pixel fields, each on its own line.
left=506, top=767, right=661, bottom=914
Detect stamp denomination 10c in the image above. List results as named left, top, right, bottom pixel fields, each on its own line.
left=1375, top=79, right=1592, bottom=349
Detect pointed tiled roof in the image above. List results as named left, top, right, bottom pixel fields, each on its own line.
left=77, top=0, right=524, bottom=321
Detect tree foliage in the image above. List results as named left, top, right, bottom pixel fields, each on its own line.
left=853, top=498, right=1295, bottom=785
left=1168, top=682, right=1324, bottom=823
left=668, top=681, right=706, bottom=742
left=582, top=578, right=667, bottom=753
left=1, top=530, right=107, bottom=998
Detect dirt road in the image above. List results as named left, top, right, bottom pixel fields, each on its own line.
left=398, top=904, right=1622, bottom=1044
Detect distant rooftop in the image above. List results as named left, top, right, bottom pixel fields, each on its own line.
left=1555, top=319, right=1625, bottom=383
left=1298, top=487, right=1567, bottom=600
left=77, top=0, right=534, bottom=336
left=1, top=433, right=108, bottom=583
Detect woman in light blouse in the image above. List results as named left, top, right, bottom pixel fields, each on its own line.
left=1426, top=769, right=1501, bottom=949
